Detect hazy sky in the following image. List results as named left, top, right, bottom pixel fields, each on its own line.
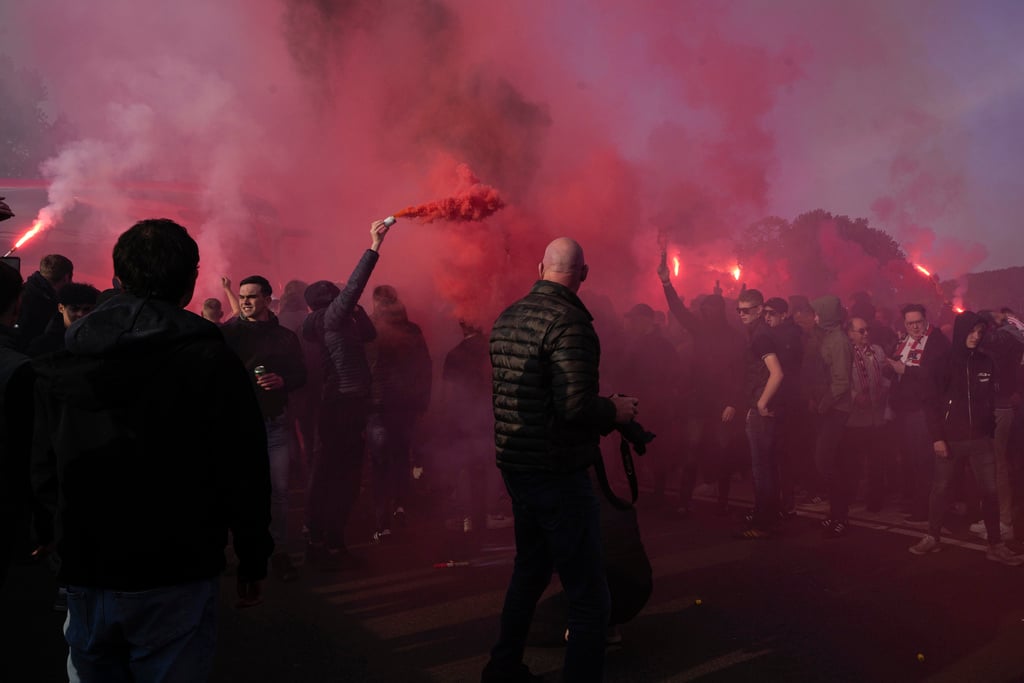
left=1, top=0, right=1022, bottom=323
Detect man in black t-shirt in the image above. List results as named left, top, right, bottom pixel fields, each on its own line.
left=735, top=289, right=785, bottom=539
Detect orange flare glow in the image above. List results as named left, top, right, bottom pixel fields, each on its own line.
left=914, top=263, right=932, bottom=277
left=13, top=218, right=47, bottom=250
left=672, top=257, right=680, bottom=278
left=953, top=306, right=965, bottom=314
left=731, top=266, right=741, bottom=281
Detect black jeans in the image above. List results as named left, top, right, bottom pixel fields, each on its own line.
left=487, top=469, right=610, bottom=682
left=815, top=409, right=851, bottom=521
left=305, top=394, right=368, bottom=550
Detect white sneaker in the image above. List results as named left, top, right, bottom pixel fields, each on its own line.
left=909, top=535, right=941, bottom=555
left=969, top=521, right=1013, bottom=539
left=986, top=543, right=1024, bottom=566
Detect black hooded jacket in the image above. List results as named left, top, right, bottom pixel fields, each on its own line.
left=927, top=311, right=996, bottom=443
left=221, top=313, right=307, bottom=419
left=32, top=294, right=273, bottom=589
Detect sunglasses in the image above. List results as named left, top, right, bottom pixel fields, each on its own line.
left=736, top=306, right=761, bottom=314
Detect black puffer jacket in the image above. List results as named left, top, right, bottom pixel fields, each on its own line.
left=303, top=250, right=378, bottom=398
left=928, top=311, right=996, bottom=442
left=490, top=280, right=617, bottom=473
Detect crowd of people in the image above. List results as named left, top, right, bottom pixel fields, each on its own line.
left=2, top=216, right=1023, bottom=682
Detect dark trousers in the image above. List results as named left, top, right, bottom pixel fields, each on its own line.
left=930, top=438, right=1000, bottom=542
left=305, top=394, right=368, bottom=550
left=898, top=409, right=934, bottom=517
left=488, top=469, right=610, bottom=682
left=815, top=409, right=851, bottom=521
left=746, top=409, right=778, bottom=527
left=367, top=410, right=417, bottom=531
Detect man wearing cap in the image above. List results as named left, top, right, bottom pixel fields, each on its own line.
left=302, top=220, right=391, bottom=570
left=762, top=297, right=804, bottom=518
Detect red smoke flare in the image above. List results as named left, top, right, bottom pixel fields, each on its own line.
left=394, top=164, right=504, bottom=223
left=672, top=256, right=680, bottom=277
left=914, top=263, right=932, bottom=277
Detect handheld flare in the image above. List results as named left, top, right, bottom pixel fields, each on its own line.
left=383, top=216, right=396, bottom=227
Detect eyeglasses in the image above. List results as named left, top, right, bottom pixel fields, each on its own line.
left=905, top=319, right=926, bottom=327
left=736, top=306, right=761, bottom=314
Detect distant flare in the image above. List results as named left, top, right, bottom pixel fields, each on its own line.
left=672, top=256, right=680, bottom=277
left=731, top=266, right=741, bottom=281
left=914, top=263, right=932, bottom=277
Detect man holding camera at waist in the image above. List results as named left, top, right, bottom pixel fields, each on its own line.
left=483, top=237, right=638, bottom=683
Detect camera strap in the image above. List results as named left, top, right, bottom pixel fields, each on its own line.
left=593, top=435, right=641, bottom=511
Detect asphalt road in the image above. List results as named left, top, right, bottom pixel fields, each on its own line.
left=4, top=483, right=1024, bottom=683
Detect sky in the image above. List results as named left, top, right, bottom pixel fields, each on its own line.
left=0, top=0, right=1022, bottom=328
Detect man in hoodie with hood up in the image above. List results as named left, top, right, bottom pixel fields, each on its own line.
left=810, top=295, right=853, bottom=539
left=32, top=219, right=273, bottom=682
left=909, top=311, right=1023, bottom=566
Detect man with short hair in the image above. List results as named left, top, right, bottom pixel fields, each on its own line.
left=483, top=237, right=637, bottom=682
left=887, top=304, right=950, bottom=522
left=222, top=275, right=307, bottom=582
left=843, top=317, right=891, bottom=512
left=735, top=288, right=784, bottom=539
left=17, top=253, right=73, bottom=347
left=32, top=219, right=273, bottom=682
left=201, top=297, right=225, bottom=324
left=27, top=282, right=101, bottom=356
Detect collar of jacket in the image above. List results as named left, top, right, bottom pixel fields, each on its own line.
left=529, top=280, right=593, bottom=321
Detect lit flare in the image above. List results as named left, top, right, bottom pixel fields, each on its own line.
left=672, top=257, right=680, bottom=278
left=914, top=263, right=931, bottom=277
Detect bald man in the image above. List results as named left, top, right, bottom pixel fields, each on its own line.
left=484, top=237, right=637, bottom=683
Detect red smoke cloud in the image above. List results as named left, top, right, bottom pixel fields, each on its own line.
left=394, top=164, right=504, bottom=223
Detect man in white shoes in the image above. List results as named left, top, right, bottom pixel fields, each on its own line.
left=909, top=311, right=1023, bottom=566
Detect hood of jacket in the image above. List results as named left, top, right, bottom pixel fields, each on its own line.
left=65, top=293, right=221, bottom=357
left=951, top=310, right=984, bottom=360
left=811, top=295, right=844, bottom=329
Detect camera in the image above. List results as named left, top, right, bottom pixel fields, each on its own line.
left=615, top=420, right=655, bottom=455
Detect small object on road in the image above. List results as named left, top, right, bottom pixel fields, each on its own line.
left=434, top=560, right=470, bottom=568
left=695, top=599, right=702, bottom=606
left=917, top=653, right=925, bottom=663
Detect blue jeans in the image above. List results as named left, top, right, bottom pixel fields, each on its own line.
left=65, top=578, right=218, bottom=683
left=265, top=416, right=291, bottom=549
left=746, top=409, right=778, bottom=527
left=488, top=469, right=610, bottom=681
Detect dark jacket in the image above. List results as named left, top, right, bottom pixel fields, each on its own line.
left=443, top=333, right=492, bottom=436
left=981, top=323, right=1024, bottom=409
left=0, top=326, right=33, bottom=583
left=491, top=280, right=617, bottom=473
left=928, top=312, right=996, bottom=442
left=809, top=296, right=853, bottom=413
left=368, top=305, right=432, bottom=413
left=27, top=315, right=67, bottom=357
left=32, top=294, right=273, bottom=590
left=661, top=284, right=745, bottom=416
left=16, top=272, right=59, bottom=348
left=222, top=313, right=306, bottom=419
left=889, top=326, right=951, bottom=414
left=745, top=317, right=779, bottom=409
left=303, top=250, right=379, bottom=398
left=771, top=317, right=805, bottom=410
